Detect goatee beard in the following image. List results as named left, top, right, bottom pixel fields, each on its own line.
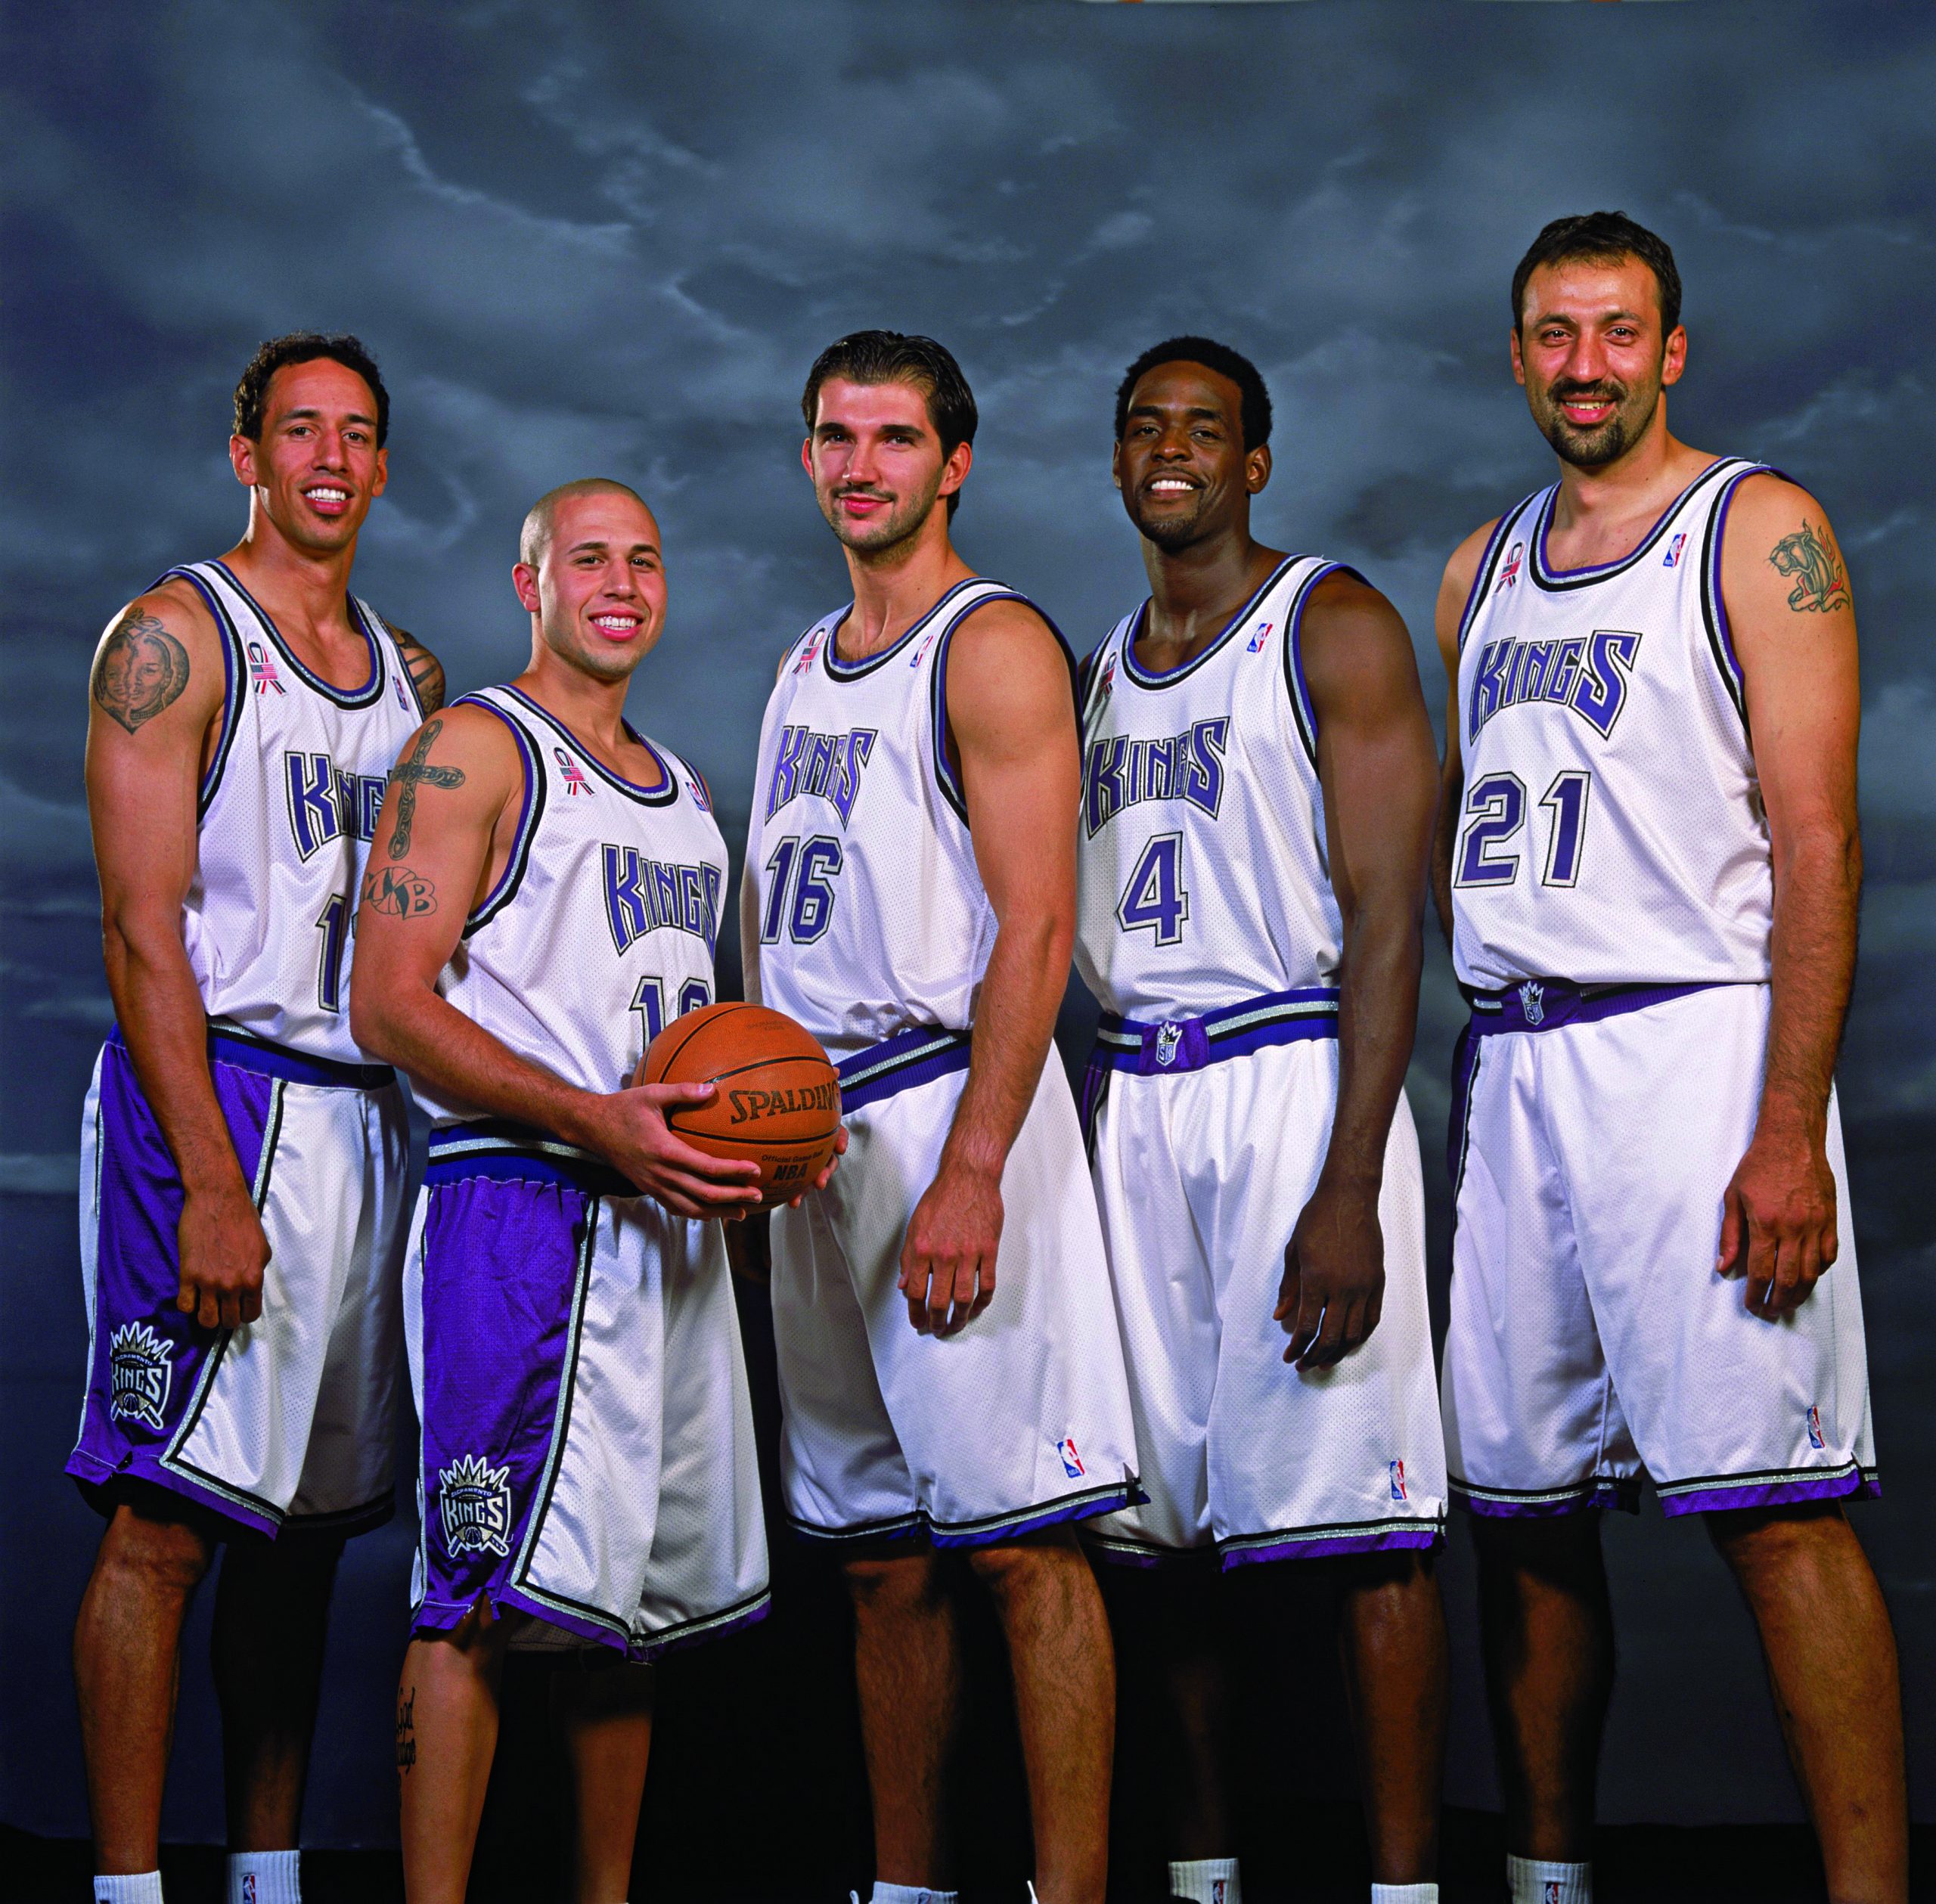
left=1544, top=412, right=1634, bottom=470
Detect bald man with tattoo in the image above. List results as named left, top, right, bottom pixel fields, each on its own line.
left=70, top=333, right=441, bottom=1904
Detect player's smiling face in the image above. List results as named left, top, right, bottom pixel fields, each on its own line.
left=1513, top=255, right=1686, bottom=471
left=231, top=358, right=387, bottom=555
left=521, top=491, right=667, bottom=685
left=1113, top=361, right=1269, bottom=553
left=804, top=377, right=968, bottom=555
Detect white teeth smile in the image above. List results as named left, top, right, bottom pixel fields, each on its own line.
left=592, top=615, right=638, bottom=631
left=307, top=488, right=349, bottom=502
left=1149, top=479, right=1195, bottom=493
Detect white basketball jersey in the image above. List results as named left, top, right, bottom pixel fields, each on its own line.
left=169, top=559, right=425, bottom=1062
left=745, top=579, right=1034, bottom=1056
left=1450, top=457, right=1775, bottom=990
left=1075, top=556, right=1347, bottom=1019
left=413, top=685, right=728, bottom=1124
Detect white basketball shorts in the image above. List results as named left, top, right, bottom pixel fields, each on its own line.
left=770, top=1025, right=1140, bottom=1547
left=1079, top=990, right=1446, bottom=1566
left=405, top=1124, right=770, bottom=1657
left=69, top=1024, right=408, bottom=1536
left=1442, top=979, right=1878, bottom=1518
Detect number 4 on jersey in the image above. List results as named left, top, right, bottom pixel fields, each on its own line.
left=1118, top=833, right=1190, bottom=945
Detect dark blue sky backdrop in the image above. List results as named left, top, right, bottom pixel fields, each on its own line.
left=3, top=0, right=1931, bottom=1841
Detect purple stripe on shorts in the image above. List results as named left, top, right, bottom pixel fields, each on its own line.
left=1464, top=977, right=1725, bottom=1039
left=67, top=1039, right=282, bottom=1530
left=632, top=1588, right=772, bottom=1662
left=927, top=1478, right=1145, bottom=1550
left=836, top=1025, right=973, bottom=1113
left=412, top=1171, right=591, bottom=1638
left=1220, top=1524, right=1442, bottom=1569
left=1090, top=985, right=1341, bottom=1079
left=1451, top=1478, right=1643, bottom=1518
left=1658, top=1465, right=1880, bottom=1519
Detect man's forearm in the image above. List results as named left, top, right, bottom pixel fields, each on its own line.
left=940, top=910, right=1069, bottom=1178
left=1429, top=770, right=1460, bottom=947
left=1321, top=901, right=1423, bottom=1191
left=1759, top=822, right=1861, bottom=1138
left=104, top=917, right=247, bottom=1195
left=355, top=985, right=600, bottom=1145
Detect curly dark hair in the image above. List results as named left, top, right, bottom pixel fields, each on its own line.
left=232, top=332, right=389, bottom=445
left=1114, top=336, right=1273, bottom=452
left=1510, top=212, right=1683, bottom=337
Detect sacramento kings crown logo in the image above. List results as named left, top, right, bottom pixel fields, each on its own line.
left=437, top=1453, right=513, bottom=1558
left=1518, top=980, right=1547, bottom=1027
left=107, top=1322, right=174, bottom=1431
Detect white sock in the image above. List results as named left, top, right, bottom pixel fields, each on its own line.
left=1170, top=1857, right=1241, bottom=1903
left=93, top=1878, right=164, bottom=1904
left=1372, top=1886, right=1438, bottom=1903
left=869, top=1885, right=959, bottom=1904
left=227, top=1850, right=300, bottom=1904
left=1508, top=1855, right=1591, bottom=1903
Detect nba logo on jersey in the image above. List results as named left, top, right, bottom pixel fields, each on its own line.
left=107, top=1323, right=174, bottom=1431
left=554, top=746, right=591, bottom=795
left=1545, top=1885, right=1561, bottom=1904
left=1056, top=1437, right=1086, bottom=1479
left=394, top=674, right=411, bottom=710
left=1212, top=1884, right=1227, bottom=1904
left=1500, top=541, right=1524, bottom=590
left=1663, top=532, right=1687, bottom=569
left=1389, top=1459, right=1408, bottom=1502
left=1518, top=980, right=1547, bottom=1026
left=438, top=1454, right=513, bottom=1558
left=1807, top=1406, right=1826, bottom=1450
left=244, top=1878, right=256, bottom=1904
left=1099, top=653, right=1117, bottom=699
left=685, top=774, right=712, bottom=812
left=246, top=640, right=285, bottom=696
left=1246, top=619, right=1274, bottom=653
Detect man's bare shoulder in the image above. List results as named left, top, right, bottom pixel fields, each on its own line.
left=399, top=699, right=525, bottom=779
left=1305, top=567, right=1407, bottom=638
left=87, top=578, right=222, bottom=737
left=384, top=622, right=447, bottom=713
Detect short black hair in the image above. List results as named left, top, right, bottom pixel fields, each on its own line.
left=233, top=332, right=389, bottom=447
left=1510, top=212, right=1683, bottom=338
left=1115, top=336, right=1272, bottom=451
left=802, top=330, right=977, bottom=516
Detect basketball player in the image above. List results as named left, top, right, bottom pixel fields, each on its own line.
left=71, top=334, right=439, bottom=1904
left=349, top=479, right=784, bottom=1904
left=743, top=332, right=1140, bottom=1904
left=1435, top=213, right=1906, bottom=1903
left=1077, top=338, right=1448, bottom=1904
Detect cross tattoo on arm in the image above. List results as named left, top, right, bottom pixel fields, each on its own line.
left=386, top=719, right=466, bottom=859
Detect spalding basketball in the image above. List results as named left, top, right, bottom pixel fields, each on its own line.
left=642, top=1001, right=841, bottom=1208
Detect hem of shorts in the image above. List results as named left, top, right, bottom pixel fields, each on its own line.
left=414, top=1583, right=773, bottom=1661
left=1219, top=1520, right=1445, bottom=1568
left=789, top=1478, right=1143, bottom=1552
left=281, top=1490, right=396, bottom=1539
left=1657, top=1464, right=1880, bottom=1518
left=67, top=1446, right=281, bottom=1537
left=1450, top=1475, right=1643, bottom=1518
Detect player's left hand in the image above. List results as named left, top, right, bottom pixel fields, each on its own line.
left=783, top=1124, right=847, bottom=1208
left=898, top=1157, right=1003, bottom=1337
left=1276, top=1177, right=1385, bottom=1369
left=1717, top=1121, right=1838, bottom=1318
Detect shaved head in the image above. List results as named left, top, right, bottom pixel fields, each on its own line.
left=519, top=477, right=652, bottom=568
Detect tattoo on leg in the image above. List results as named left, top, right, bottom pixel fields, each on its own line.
left=1767, top=519, right=1853, bottom=613
left=396, top=1686, right=417, bottom=1772
left=363, top=864, right=439, bottom=916
left=92, top=609, right=190, bottom=733
left=386, top=719, right=465, bottom=859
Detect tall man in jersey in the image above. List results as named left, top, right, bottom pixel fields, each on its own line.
left=351, top=479, right=778, bottom=1904
left=743, top=331, right=1140, bottom=1904
left=1435, top=213, right=1906, bottom=1904
left=71, top=334, right=440, bottom=1904
left=1078, top=338, right=1448, bottom=1904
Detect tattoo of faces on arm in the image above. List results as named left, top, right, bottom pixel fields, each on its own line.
left=1767, top=519, right=1853, bottom=614
left=362, top=864, right=439, bottom=917
left=392, top=625, right=445, bottom=712
left=91, top=610, right=190, bottom=733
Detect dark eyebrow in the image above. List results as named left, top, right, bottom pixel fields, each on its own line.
left=278, top=405, right=378, bottom=426
left=563, top=538, right=660, bottom=557
left=1128, top=402, right=1226, bottom=423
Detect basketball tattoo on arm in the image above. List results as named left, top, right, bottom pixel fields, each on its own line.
left=392, top=625, right=446, bottom=712
left=385, top=719, right=466, bottom=859
left=91, top=609, right=190, bottom=733
left=364, top=864, right=438, bottom=916
left=1767, top=519, right=1852, bottom=614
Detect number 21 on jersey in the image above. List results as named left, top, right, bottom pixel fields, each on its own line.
left=1456, top=770, right=1592, bottom=889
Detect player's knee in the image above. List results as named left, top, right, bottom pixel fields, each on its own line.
left=843, top=1549, right=939, bottom=1617
left=963, top=1530, right=1079, bottom=1599
left=99, top=1505, right=215, bottom=1599
left=1705, top=1499, right=1849, bottom=1579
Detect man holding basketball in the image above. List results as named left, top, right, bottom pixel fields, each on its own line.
left=743, top=331, right=1140, bottom=1904
left=350, top=478, right=782, bottom=1904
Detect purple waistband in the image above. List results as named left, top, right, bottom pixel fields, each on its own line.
left=1090, top=985, right=1340, bottom=1078
left=836, top=1024, right=973, bottom=1112
left=110, top=1022, right=395, bottom=1091
left=1465, top=978, right=1724, bottom=1037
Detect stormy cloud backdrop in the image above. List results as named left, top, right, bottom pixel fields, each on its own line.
left=3, top=0, right=1931, bottom=1860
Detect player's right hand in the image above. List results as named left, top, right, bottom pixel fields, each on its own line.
left=583, top=1081, right=763, bottom=1221
left=176, top=1178, right=271, bottom=1330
